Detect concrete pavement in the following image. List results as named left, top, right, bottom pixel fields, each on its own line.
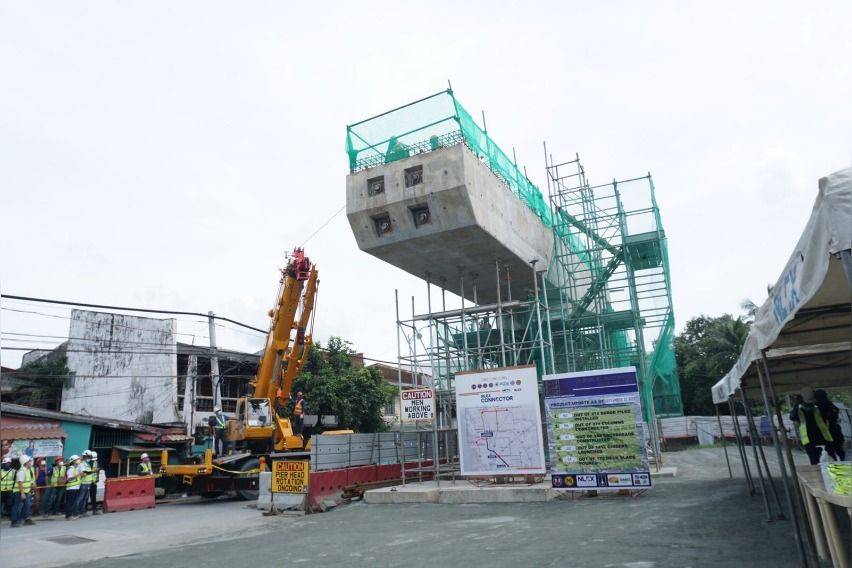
left=41, top=446, right=807, bottom=568
left=0, top=496, right=298, bottom=568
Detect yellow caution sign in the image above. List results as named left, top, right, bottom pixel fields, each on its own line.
left=271, top=460, right=310, bottom=494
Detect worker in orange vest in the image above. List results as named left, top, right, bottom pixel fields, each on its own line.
left=292, top=391, right=306, bottom=435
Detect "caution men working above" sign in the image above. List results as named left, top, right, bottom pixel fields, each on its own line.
left=401, top=388, right=435, bottom=423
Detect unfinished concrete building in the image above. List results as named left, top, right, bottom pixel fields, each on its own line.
left=346, top=89, right=683, bottom=447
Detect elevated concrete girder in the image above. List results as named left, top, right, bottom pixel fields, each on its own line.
left=346, top=144, right=554, bottom=304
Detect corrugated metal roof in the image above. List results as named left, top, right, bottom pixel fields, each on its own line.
left=0, top=403, right=161, bottom=433
left=1, top=417, right=67, bottom=441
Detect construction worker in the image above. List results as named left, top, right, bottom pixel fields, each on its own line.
left=86, top=451, right=100, bottom=514
left=209, top=406, right=228, bottom=455
left=11, top=454, right=35, bottom=527
left=292, top=391, right=306, bottom=435
left=32, top=457, right=48, bottom=515
left=1, top=456, right=16, bottom=518
left=64, top=455, right=82, bottom=520
left=815, top=389, right=847, bottom=461
left=41, top=456, right=66, bottom=517
left=75, top=450, right=94, bottom=517
left=790, top=387, right=835, bottom=465
left=138, top=453, right=153, bottom=475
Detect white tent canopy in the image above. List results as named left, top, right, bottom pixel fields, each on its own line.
left=711, top=167, right=852, bottom=404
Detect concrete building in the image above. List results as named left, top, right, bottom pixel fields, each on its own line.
left=61, top=309, right=180, bottom=424
left=346, top=143, right=555, bottom=304
left=15, top=309, right=260, bottom=431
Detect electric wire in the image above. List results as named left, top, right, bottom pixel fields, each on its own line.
left=1, top=294, right=267, bottom=334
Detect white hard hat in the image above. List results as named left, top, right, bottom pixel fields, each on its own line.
left=214, top=405, right=222, bottom=412
left=19, top=454, right=31, bottom=465
left=140, top=453, right=149, bottom=460
left=91, top=451, right=98, bottom=458
left=2, top=456, right=11, bottom=464
left=82, top=450, right=92, bottom=457
left=69, top=454, right=80, bottom=462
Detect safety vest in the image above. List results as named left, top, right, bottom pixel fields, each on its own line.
left=50, top=465, right=66, bottom=487
left=66, top=468, right=81, bottom=489
left=139, top=462, right=152, bottom=475
left=18, top=467, right=35, bottom=493
left=798, top=406, right=834, bottom=445
left=0, top=468, right=16, bottom=492
left=214, top=414, right=228, bottom=429
left=82, top=463, right=97, bottom=484
left=294, top=399, right=304, bottom=417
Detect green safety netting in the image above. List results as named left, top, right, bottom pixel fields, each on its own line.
left=347, top=89, right=553, bottom=229
left=646, top=230, right=684, bottom=417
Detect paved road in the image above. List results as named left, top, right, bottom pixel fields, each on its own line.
left=3, top=447, right=804, bottom=567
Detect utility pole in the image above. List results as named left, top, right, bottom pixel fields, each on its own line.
left=183, top=354, right=198, bottom=434
left=208, top=311, right=222, bottom=410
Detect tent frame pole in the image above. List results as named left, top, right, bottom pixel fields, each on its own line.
left=715, top=404, right=733, bottom=478
left=728, top=398, right=755, bottom=495
left=740, top=389, right=783, bottom=520
left=755, top=359, right=810, bottom=566
left=739, top=390, right=773, bottom=521
left=760, top=352, right=820, bottom=566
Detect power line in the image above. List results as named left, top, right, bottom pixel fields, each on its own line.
left=1, top=340, right=405, bottom=370
left=1, top=297, right=404, bottom=367
left=1, top=307, right=204, bottom=338
left=1, top=294, right=267, bottom=334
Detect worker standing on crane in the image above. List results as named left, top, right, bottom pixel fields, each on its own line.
left=209, top=406, right=229, bottom=455
left=292, top=391, right=306, bottom=435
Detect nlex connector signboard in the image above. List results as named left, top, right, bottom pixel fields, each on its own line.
left=543, top=367, right=651, bottom=490
left=455, top=365, right=546, bottom=477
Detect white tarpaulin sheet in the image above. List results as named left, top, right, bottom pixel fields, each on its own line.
left=711, top=167, right=852, bottom=403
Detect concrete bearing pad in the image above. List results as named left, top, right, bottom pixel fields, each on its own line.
left=364, top=480, right=559, bottom=504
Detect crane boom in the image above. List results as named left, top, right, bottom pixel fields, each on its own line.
left=252, top=248, right=317, bottom=405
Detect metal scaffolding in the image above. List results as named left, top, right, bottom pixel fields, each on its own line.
left=394, top=264, right=555, bottom=480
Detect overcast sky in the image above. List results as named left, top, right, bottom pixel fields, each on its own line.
left=1, top=1, right=850, bottom=369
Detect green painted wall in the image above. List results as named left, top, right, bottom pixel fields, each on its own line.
left=61, top=422, right=92, bottom=458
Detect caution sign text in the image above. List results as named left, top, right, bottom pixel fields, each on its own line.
left=401, top=388, right=435, bottom=423
left=271, top=460, right=309, bottom=494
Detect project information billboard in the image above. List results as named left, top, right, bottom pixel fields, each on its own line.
left=543, top=367, right=651, bottom=491
left=455, top=365, right=546, bottom=476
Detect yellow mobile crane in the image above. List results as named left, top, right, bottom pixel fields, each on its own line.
left=160, top=248, right=348, bottom=500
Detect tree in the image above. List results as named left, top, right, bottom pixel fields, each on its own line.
left=10, top=356, right=69, bottom=409
left=290, top=337, right=395, bottom=432
left=675, top=315, right=749, bottom=415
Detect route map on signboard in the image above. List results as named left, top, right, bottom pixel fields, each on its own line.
left=455, top=366, right=546, bottom=476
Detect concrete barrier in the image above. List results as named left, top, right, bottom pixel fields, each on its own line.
left=255, top=472, right=305, bottom=512
left=103, top=476, right=155, bottom=513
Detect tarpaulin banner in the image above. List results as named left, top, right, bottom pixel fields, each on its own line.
left=544, top=367, right=651, bottom=490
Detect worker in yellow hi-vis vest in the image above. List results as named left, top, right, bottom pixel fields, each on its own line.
left=1, top=455, right=16, bottom=519
left=11, top=454, right=36, bottom=527
left=790, top=387, right=834, bottom=464
left=41, top=457, right=66, bottom=517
